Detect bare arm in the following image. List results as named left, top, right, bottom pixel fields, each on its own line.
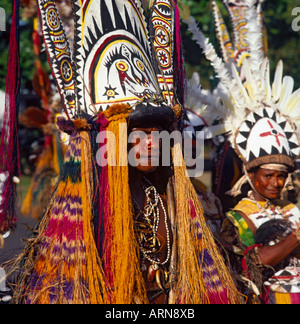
left=258, top=234, right=299, bottom=267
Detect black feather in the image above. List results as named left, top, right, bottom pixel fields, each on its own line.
left=255, top=219, right=293, bottom=246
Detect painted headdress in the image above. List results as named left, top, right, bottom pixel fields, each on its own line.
left=38, top=0, right=182, bottom=128
left=181, top=0, right=261, bottom=142
left=212, top=0, right=264, bottom=68
left=184, top=0, right=300, bottom=175
left=10, top=0, right=240, bottom=304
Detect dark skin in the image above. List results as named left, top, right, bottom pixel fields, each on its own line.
left=129, top=126, right=162, bottom=212
left=249, top=168, right=288, bottom=201
left=129, top=127, right=162, bottom=174
left=128, top=126, right=171, bottom=265
left=128, top=126, right=173, bottom=303
left=234, top=167, right=300, bottom=267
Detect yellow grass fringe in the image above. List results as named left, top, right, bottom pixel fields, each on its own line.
left=103, top=104, right=148, bottom=304
left=171, top=138, right=240, bottom=304
left=81, top=131, right=110, bottom=304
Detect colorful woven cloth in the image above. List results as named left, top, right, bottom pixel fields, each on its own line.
left=15, top=125, right=108, bottom=304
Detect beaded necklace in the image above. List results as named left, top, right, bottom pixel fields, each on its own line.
left=247, top=190, right=287, bottom=221
left=132, top=178, right=171, bottom=267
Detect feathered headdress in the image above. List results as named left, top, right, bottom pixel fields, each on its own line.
left=11, top=0, right=240, bottom=304
left=184, top=0, right=300, bottom=175
left=212, top=0, right=264, bottom=68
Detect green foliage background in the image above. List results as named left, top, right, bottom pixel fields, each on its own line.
left=181, top=0, right=300, bottom=90
left=0, top=0, right=299, bottom=91
left=0, top=0, right=35, bottom=91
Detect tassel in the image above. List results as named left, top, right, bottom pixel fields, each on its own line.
left=80, top=130, right=110, bottom=304
left=13, top=121, right=109, bottom=304
left=95, top=114, right=111, bottom=280
left=52, top=132, right=64, bottom=175
left=173, top=0, right=186, bottom=106
left=20, top=132, right=65, bottom=221
left=0, top=0, right=20, bottom=235
left=20, top=182, right=33, bottom=216
left=20, top=142, right=55, bottom=220
left=171, top=133, right=240, bottom=304
left=103, top=104, right=148, bottom=304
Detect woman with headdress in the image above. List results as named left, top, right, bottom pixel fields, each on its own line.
left=217, top=4, right=300, bottom=303
left=221, top=98, right=300, bottom=303
left=184, top=0, right=300, bottom=304
left=6, top=0, right=240, bottom=304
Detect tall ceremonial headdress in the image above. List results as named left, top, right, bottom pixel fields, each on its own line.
left=38, top=0, right=179, bottom=123
left=12, top=0, right=240, bottom=304
left=184, top=0, right=300, bottom=195
left=212, top=0, right=264, bottom=68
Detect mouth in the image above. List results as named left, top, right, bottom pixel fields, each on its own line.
left=139, top=154, right=160, bottom=160
left=266, top=189, right=281, bottom=196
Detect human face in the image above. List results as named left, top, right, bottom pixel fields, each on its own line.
left=249, top=168, right=288, bottom=201
left=129, top=127, right=162, bottom=173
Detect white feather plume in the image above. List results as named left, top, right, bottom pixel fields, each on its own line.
left=260, top=58, right=272, bottom=103
left=183, top=2, right=300, bottom=149
left=186, top=72, right=219, bottom=125
left=271, top=60, right=283, bottom=102
left=245, top=0, right=265, bottom=90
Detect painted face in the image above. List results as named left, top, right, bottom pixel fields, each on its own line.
left=249, top=168, right=288, bottom=200
left=129, top=127, right=162, bottom=174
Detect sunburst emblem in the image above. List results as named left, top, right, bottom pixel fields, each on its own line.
left=103, top=86, right=118, bottom=100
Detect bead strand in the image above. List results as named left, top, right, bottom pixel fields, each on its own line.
left=133, top=179, right=171, bottom=266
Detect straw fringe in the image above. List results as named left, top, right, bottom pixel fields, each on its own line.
left=11, top=124, right=109, bottom=304
left=20, top=140, right=57, bottom=220
left=80, top=131, right=110, bottom=304
left=103, top=104, right=148, bottom=304
left=171, top=140, right=240, bottom=304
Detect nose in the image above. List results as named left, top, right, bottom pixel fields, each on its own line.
left=146, top=134, right=160, bottom=150
left=271, top=176, right=282, bottom=189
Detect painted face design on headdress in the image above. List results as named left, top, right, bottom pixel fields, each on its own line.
left=235, top=107, right=300, bottom=163
left=73, top=0, right=162, bottom=114
left=37, top=0, right=76, bottom=119
left=89, top=41, right=159, bottom=107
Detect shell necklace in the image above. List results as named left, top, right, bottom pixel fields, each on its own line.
left=133, top=178, right=171, bottom=267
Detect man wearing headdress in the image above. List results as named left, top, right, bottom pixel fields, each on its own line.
left=7, top=0, right=240, bottom=304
